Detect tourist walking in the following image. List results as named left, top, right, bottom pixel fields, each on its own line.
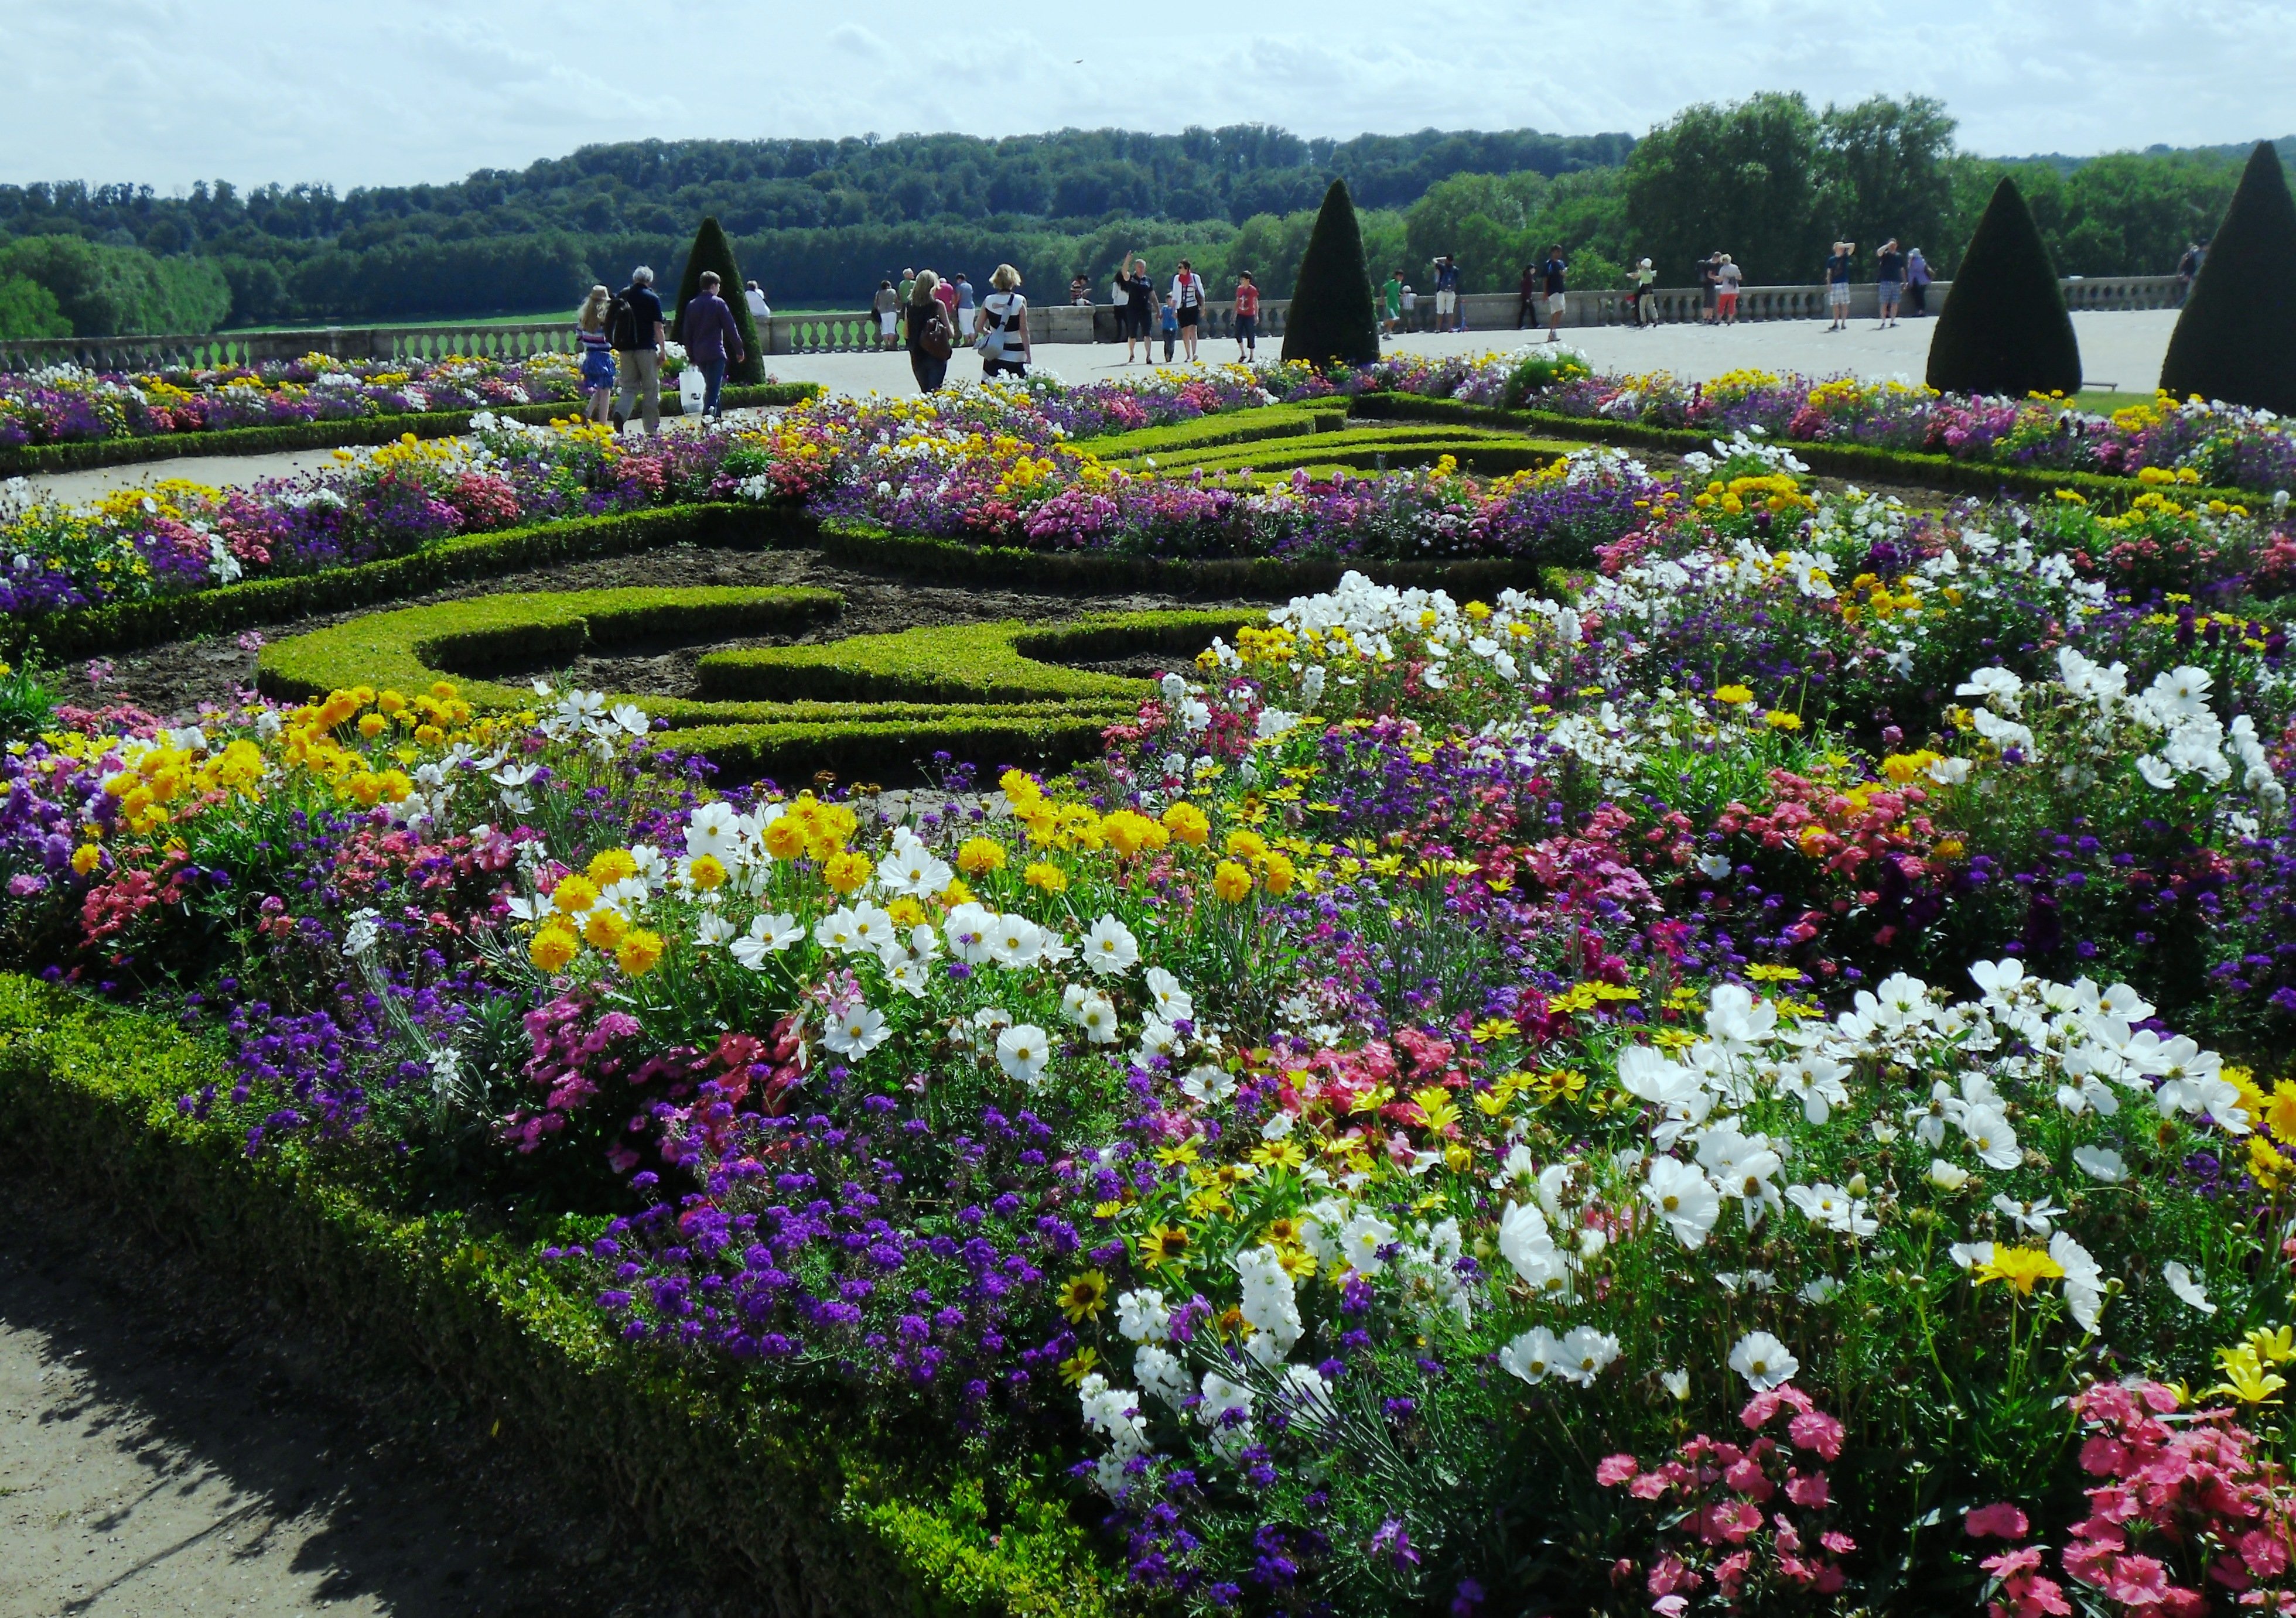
left=1433, top=254, right=1463, bottom=333
left=1716, top=253, right=1742, bottom=323
left=976, top=263, right=1031, bottom=378
left=955, top=272, right=976, bottom=331
left=1170, top=259, right=1207, bottom=361
left=1381, top=268, right=1404, bottom=337
left=608, top=265, right=666, bottom=435
left=1516, top=264, right=1538, bottom=329
left=1905, top=248, right=1932, bottom=316
left=1824, top=241, right=1855, bottom=331
left=576, top=283, right=615, bottom=425
left=1875, top=238, right=1905, bottom=328
left=2176, top=240, right=2203, bottom=304
left=1538, top=245, right=1568, bottom=342
left=932, top=270, right=960, bottom=337
left=679, top=270, right=746, bottom=419
left=896, top=268, right=916, bottom=347
left=872, top=279, right=900, bottom=350
left=1699, top=254, right=1721, bottom=323
left=1119, top=258, right=1156, bottom=364
left=1234, top=270, right=1260, bottom=360
left=906, top=269, right=954, bottom=392
left=1629, top=259, right=1657, bottom=327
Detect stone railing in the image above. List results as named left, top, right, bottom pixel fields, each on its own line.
left=0, top=275, right=2184, bottom=373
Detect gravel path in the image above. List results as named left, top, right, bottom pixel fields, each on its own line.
left=0, top=1198, right=723, bottom=1618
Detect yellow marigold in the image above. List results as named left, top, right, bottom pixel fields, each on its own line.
left=999, top=767, right=1043, bottom=806
left=1023, top=860, right=1068, bottom=893
left=1764, top=710, right=1803, bottom=731
left=1714, top=684, right=1755, bottom=706
left=822, top=850, right=872, bottom=894
left=587, top=848, right=638, bottom=886
left=1101, top=809, right=1168, bottom=857
left=688, top=853, right=729, bottom=891
left=1160, top=801, right=1210, bottom=846
left=551, top=873, right=599, bottom=914
left=1260, top=851, right=1296, bottom=895
left=583, top=907, right=629, bottom=950
left=956, top=837, right=1007, bottom=874
left=1212, top=861, right=1253, bottom=902
left=1224, top=829, right=1269, bottom=861
left=528, top=925, right=579, bottom=972
left=376, top=690, right=407, bottom=715
left=71, top=843, right=101, bottom=875
left=357, top=713, right=388, bottom=739
left=616, top=928, right=665, bottom=976
left=761, top=815, right=808, bottom=861
left=938, top=877, right=975, bottom=907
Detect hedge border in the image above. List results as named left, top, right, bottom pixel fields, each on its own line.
left=0, top=382, right=824, bottom=478
left=0, top=976, right=1109, bottom=1618
left=1344, top=391, right=2280, bottom=510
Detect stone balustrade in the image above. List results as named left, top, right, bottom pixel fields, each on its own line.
left=0, top=275, right=2189, bottom=373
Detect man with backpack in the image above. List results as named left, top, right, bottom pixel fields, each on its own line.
left=609, top=266, right=667, bottom=435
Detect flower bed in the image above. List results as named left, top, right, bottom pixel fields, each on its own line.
left=11, top=392, right=2296, bottom=1610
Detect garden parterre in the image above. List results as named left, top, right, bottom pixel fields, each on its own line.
left=14, top=395, right=2296, bottom=1613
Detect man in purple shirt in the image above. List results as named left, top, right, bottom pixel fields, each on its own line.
left=679, top=271, right=746, bottom=419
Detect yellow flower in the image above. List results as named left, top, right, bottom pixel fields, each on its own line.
left=583, top=907, right=630, bottom=950
left=1411, top=1085, right=1461, bottom=1133
left=1057, top=1270, right=1111, bottom=1323
left=956, top=837, right=1007, bottom=875
left=688, top=853, right=728, bottom=891
left=1974, top=1245, right=2064, bottom=1296
left=1136, top=1225, right=1192, bottom=1269
left=551, top=873, right=599, bottom=914
left=587, top=848, right=638, bottom=886
left=1160, top=801, right=1210, bottom=846
left=1259, top=851, right=1296, bottom=895
left=1713, top=684, right=1755, bottom=706
left=1101, top=808, right=1168, bottom=857
left=1764, top=710, right=1803, bottom=732
left=1057, top=1347, right=1101, bottom=1386
left=1470, top=1017, right=1520, bottom=1045
left=71, top=843, right=101, bottom=875
left=528, top=925, right=579, bottom=972
left=1225, top=829, right=1269, bottom=862
left=2209, top=1345, right=2287, bottom=1405
left=1023, top=860, right=1068, bottom=893
left=616, top=928, right=665, bottom=976
left=822, top=850, right=872, bottom=894
left=761, top=816, right=808, bottom=861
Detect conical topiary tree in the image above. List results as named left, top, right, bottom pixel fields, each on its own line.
left=1280, top=179, right=1381, bottom=368
left=2160, top=142, right=2296, bottom=413
left=1925, top=176, right=2082, bottom=397
left=669, top=216, right=764, bottom=384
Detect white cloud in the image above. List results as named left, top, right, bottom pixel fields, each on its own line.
left=2, top=0, right=2288, bottom=190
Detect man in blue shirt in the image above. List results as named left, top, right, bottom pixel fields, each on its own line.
left=679, top=271, right=747, bottom=419
left=611, top=266, right=668, bottom=435
left=1433, top=255, right=1463, bottom=332
left=1539, top=247, right=1569, bottom=343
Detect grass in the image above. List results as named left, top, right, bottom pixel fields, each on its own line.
left=2073, top=389, right=2155, bottom=415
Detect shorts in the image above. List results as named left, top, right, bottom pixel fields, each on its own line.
left=1176, top=304, right=1199, bottom=328
left=880, top=310, right=898, bottom=334
left=1435, top=289, right=1457, bottom=314
left=1716, top=290, right=1739, bottom=313
left=1827, top=282, right=1852, bottom=307
left=580, top=351, right=615, bottom=390
left=1235, top=314, right=1256, bottom=342
left=1546, top=293, right=1567, bottom=319
left=1877, top=280, right=1902, bottom=303
left=1123, top=303, right=1152, bottom=338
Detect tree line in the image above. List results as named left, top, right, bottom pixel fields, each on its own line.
left=0, top=106, right=2284, bottom=337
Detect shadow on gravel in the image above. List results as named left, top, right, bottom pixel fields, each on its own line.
left=0, top=1200, right=725, bottom=1618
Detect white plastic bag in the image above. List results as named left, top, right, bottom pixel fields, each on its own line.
left=677, top=365, right=707, bottom=414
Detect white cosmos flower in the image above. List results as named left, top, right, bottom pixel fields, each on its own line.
left=729, top=912, right=806, bottom=969
left=814, top=906, right=866, bottom=953
left=1143, top=967, right=1194, bottom=1023
left=1959, top=1106, right=2022, bottom=1169
left=944, top=902, right=994, bottom=963
left=1728, top=1330, right=1799, bottom=1391
left=1642, top=1155, right=1722, bottom=1249
left=1082, top=915, right=1140, bottom=976
left=1075, top=994, right=1120, bottom=1044
left=609, top=702, right=650, bottom=737
left=1498, top=1326, right=1561, bottom=1386
left=985, top=913, right=1047, bottom=967
left=1785, top=1182, right=1878, bottom=1240
left=2162, top=1261, right=2216, bottom=1315
left=693, top=913, right=737, bottom=948
left=1179, top=1063, right=1234, bottom=1105
left=1990, top=1193, right=2063, bottom=1236
left=685, top=801, right=744, bottom=862
left=2072, top=1145, right=2127, bottom=1183
left=1660, top=1369, right=1692, bottom=1402
left=1554, top=1326, right=1622, bottom=1387
left=822, top=1003, right=889, bottom=1057
left=996, top=1023, right=1051, bottom=1086
left=884, top=956, right=934, bottom=998
left=2052, top=1233, right=2107, bottom=1332
left=1926, top=1158, right=1971, bottom=1191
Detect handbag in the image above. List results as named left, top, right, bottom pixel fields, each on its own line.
left=920, top=309, right=954, bottom=361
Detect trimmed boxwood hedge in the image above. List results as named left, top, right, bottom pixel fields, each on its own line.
left=1133, top=427, right=1570, bottom=478
left=1085, top=405, right=1345, bottom=460
left=0, top=382, right=824, bottom=478
left=0, top=975, right=1112, bottom=1617
left=1343, top=391, right=2274, bottom=509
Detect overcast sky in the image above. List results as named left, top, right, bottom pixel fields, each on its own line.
left=6, top=0, right=2288, bottom=192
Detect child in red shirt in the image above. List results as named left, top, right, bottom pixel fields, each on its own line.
left=1234, top=272, right=1261, bottom=360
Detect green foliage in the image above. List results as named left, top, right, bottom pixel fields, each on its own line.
left=256, top=586, right=845, bottom=709
left=0, top=234, right=230, bottom=336
left=0, top=384, right=821, bottom=480
left=1117, top=426, right=1570, bottom=478
left=1081, top=403, right=1335, bottom=459
left=1815, top=94, right=1959, bottom=269
left=2161, top=142, right=2296, bottom=414
left=1971, top=149, right=2251, bottom=278
left=668, top=216, right=764, bottom=385
left=0, top=272, right=69, bottom=338
left=1622, top=91, right=1833, bottom=285
left=1281, top=181, right=1381, bottom=367
left=0, top=977, right=1112, bottom=1616
left=1926, top=176, right=2083, bottom=397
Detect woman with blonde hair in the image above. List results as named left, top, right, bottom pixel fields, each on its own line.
left=575, top=283, right=615, bottom=425
left=905, top=269, right=954, bottom=392
left=975, top=264, right=1030, bottom=379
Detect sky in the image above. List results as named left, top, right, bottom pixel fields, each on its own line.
left=5, top=0, right=2291, bottom=192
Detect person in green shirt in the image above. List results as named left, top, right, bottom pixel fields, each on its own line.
left=1381, top=270, right=1404, bottom=338
left=896, top=268, right=916, bottom=348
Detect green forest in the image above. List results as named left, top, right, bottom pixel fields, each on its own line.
left=0, top=100, right=2285, bottom=336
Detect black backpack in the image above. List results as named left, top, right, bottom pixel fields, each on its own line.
left=606, top=290, right=638, bottom=349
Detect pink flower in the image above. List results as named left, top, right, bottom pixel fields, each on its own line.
left=1785, top=1470, right=1831, bottom=1508
left=1966, top=1503, right=2031, bottom=1540
left=1787, top=1409, right=1844, bottom=1459
left=1596, top=1455, right=1640, bottom=1487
